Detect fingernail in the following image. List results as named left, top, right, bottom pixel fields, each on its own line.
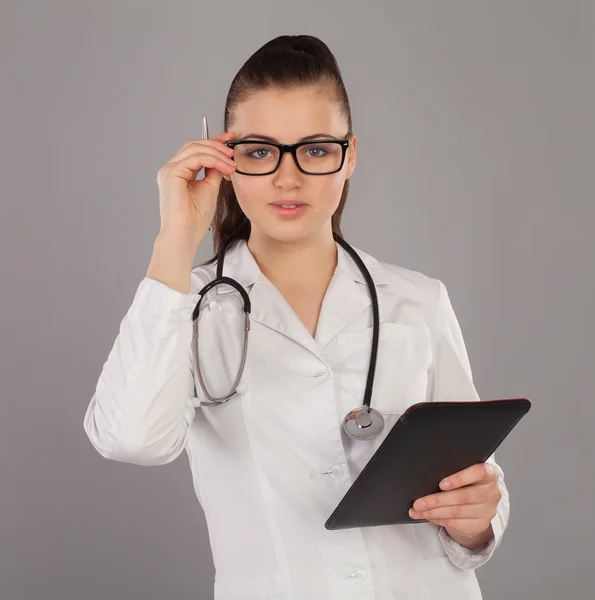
left=441, top=479, right=452, bottom=489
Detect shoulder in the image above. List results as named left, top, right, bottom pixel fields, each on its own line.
left=367, top=255, right=463, bottom=356
left=380, top=259, right=443, bottom=325
left=350, top=245, right=458, bottom=339
left=378, top=259, right=439, bottom=301
left=368, top=251, right=463, bottom=346
left=354, top=244, right=442, bottom=313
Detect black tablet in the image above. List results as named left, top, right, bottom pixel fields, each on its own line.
left=324, top=397, right=531, bottom=530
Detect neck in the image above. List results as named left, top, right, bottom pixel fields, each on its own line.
left=247, top=229, right=338, bottom=288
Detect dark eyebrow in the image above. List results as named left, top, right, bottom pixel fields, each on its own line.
left=238, top=132, right=339, bottom=143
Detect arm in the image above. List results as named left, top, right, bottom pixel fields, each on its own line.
left=427, top=278, right=510, bottom=569
left=83, top=230, right=205, bottom=466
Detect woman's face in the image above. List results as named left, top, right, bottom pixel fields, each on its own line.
left=225, top=86, right=357, bottom=243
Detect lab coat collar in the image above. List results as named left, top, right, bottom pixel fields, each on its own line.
left=215, top=238, right=390, bottom=354
left=216, top=238, right=390, bottom=288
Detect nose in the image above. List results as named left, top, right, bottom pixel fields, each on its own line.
left=277, top=150, right=300, bottom=172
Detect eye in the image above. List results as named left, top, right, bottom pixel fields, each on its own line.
left=244, top=146, right=275, bottom=160
left=306, top=146, right=329, bottom=158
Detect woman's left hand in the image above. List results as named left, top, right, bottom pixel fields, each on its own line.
left=409, top=463, right=501, bottom=541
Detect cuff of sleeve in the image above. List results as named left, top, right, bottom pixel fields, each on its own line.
left=132, top=277, right=201, bottom=323
left=438, top=509, right=503, bottom=570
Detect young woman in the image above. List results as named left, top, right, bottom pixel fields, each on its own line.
left=84, top=35, right=509, bottom=600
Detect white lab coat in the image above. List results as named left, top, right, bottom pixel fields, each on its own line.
left=84, top=239, right=509, bottom=600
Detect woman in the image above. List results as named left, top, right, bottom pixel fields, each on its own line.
left=83, top=35, right=509, bottom=600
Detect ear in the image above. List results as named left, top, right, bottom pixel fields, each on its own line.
left=345, top=134, right=357, bottom=180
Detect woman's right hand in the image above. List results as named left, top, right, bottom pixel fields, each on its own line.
left=155, top=131, right=237, bottom=237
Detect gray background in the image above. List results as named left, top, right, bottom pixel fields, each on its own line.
left=2, top=1, right=593, bottom=598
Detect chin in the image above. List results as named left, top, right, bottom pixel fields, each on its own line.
left=266, top=228, right=309, bottom=243
left=266, top=223, right=330, bottom=245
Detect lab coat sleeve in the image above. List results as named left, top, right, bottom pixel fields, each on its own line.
left=83, top=276, right=202, bottom=466
left=426, top=278, right=510, bottom=570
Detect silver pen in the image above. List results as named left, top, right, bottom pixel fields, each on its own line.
left=201, top=117, right=213, bottom=232
left=201, top=116, right=210, bottom=177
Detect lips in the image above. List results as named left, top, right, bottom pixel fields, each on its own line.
left=269, top=203, right=308, bottom=219
left=270, top=201, right=307, bottom=207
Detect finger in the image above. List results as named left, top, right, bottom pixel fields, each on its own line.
left=410, top=502, right=485, bottom=521
left=426, top=518, right=452, bottom=528
left=185, top=130, right=236, bottom=147
left=194, top=130, right=236, bottom=151
left=424, top=518, right=481, bottom=533
left=169, top=131, right=236, bottom=162
left=209, top=131, right=236, bottom=141
left=172, top=148, right=236, bottom=173
left=439, top=463, right=495, bottom=491
left=413, top=487, right=484, bottom=512
left=169, top=140, right=236, bottom=165
left=164, top=152, right=237, bottom=183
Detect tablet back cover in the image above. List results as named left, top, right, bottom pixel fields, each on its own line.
left=325, top=398, right=531, bottom=530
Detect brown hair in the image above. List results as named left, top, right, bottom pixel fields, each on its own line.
left=202, top=34, right=353, bottom=266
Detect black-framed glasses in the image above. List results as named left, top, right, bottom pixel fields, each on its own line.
left=224, top=135, right=351, bottom=175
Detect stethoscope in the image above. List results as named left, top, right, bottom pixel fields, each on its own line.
left=191, top=231, right=385, bottom=441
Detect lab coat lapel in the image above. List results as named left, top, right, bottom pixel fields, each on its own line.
left=215, top=238, right=389, bottom=356
left=313, top=243, right=389, bottom=351
left=250, top=277, right=320, bottom=354
left=215, top=239, right=319, bottom=355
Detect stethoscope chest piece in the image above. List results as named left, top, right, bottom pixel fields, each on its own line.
left=342, top=406, right=385, bottom=440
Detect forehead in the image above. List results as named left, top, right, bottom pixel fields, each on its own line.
left=231, top=87, right=345, bottom=139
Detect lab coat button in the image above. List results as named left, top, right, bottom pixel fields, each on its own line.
left=345, top=568, right=367, bottom=581
left=322, top=464, right=343, bottom=478
left=236, top=382, right=248, bottom=394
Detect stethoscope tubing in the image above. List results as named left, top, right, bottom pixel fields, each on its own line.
left=191, top=232, right=384, bottom=439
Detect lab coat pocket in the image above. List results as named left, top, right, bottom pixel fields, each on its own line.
left=337, top=322, right=431, bottom=415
